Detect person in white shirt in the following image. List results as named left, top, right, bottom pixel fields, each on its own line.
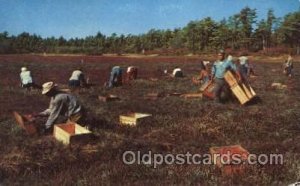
left=20, top=67, right=34, bottom=89
left=69, top=68, right=86, bottom=87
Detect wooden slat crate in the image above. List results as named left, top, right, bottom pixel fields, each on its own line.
left=224, top=70, right=239, bottom=87
left=210, top=145, right=250, bottom=176
left=119, top=113, right=152, bottom=126
left=145, top=93, right=163, bottom=100
left=180, top=93, right=203, bottom=99
left=230, top=84, right=250, bottom=105
left=13, top=111, right=37, bottom=135
left=202, top=82, right=216, bottom=99
left=98, top=94, right=120, bottom=102
left=224, top=71, right=256, bottom=105
left=199, top=81, right=210, bottom=92
left=54, top=123, right=93, bottom=145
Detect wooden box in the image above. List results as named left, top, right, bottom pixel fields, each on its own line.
left=13, top=111, right=37, bottom=135
left=119, top=113, right=152, bottom=126
left=98, top=94, right=120, bottom=102
left=224, top=71, right=256, bottom=105
left=54, top=123, right=92, bottom=145
left=210, top=145, right=250, bottom=176
left=199, top=81, right=210, bottom=92
left=145, top=93, right=162, bottom=100
left=202, top=82, right=216, bottom=99
left=180, top=93, right=203, bottom=99
left=224, top=70, right=239, bottom=87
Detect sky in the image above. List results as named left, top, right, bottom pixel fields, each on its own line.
left=0, top=0, right=299, bottom=39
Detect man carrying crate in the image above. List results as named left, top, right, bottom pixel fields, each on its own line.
left=211, top=50, right=239, bottom=103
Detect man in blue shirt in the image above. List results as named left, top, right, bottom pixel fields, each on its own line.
left=211, top=50, right=237, bottom=103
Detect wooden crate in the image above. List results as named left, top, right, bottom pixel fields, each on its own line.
left=202, top=82, right=216, bottom=99
left=224, top=71, right=256, bottom=105
left=119, top=113, right=152, bottom=126
left=98, top=94, right=120, bottom=102
left=13, top=111, right=37, bottom=135
left=230, top=84, right=250, bottom=105
left=210, top=145, right=250, bottom=176
left=54, top=123, right=92, bottom=145
left=199, top=81, right=210, bottom=92
left=180, top=93, right=203, bottom=99
left=145, top=93, right=163, bottom=100
left=224, top=71, right=239, bottom=87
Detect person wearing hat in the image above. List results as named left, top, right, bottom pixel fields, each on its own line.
left=108, top=66, right=123, bottom=88
left=20, top=67, right=34, bottom=89
left=69, top=68, right=86, bottom=88
left=211, top=50, right=237, bottom=103
left=38, top=82, right=84, bottom=134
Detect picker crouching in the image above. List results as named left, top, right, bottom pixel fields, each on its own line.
left=107, top=66, right=123, bottom=88
left=38, top=82, right=85, bottom=134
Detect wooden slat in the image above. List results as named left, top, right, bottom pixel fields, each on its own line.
left=242, top=84, right=253, bottom=99
left=224, top=71, right=238, bottom=87
left=249, top=86, right=256, bottom=96
left=231, top=85, right=249, bottom=104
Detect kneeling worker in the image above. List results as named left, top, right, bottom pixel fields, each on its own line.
left=69, top=68, right=86, bottom=88
left=38, top=82, right=84, bottom=134
left=172, top=67, right=184, bottom=78
left=108, top=66, right=123, bottom=88
left=20, top=67, right=34, bottom=89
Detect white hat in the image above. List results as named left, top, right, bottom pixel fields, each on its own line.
left=42, top=82, right=57, bottom=94
left=227, top=55, right=233, bottom=61
left=203, top=61, right=210, bottom=66
left=21, top=67, right=27, bottom=72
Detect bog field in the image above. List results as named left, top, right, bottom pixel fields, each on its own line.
left=0, top=54, right=299, bottom=185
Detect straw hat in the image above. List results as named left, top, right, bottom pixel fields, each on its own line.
left=21, top=67, right=27, bottom=72
left=42, top=82, right=57, bottom=94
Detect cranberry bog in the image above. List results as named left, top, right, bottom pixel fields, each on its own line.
left=0, top=54, right=299, bottom=185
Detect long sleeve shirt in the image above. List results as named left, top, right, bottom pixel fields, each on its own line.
left=211, top=59, right=237, bottom=79
left=41, top=93, right=82, bottom=128
left=20, top=71, right=33, bottom=85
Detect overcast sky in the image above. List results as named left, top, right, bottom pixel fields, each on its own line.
left=0, top=0, right=299, bottom=39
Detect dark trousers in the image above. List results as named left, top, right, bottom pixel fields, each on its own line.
left=69, top=80, right=81, bottom=87
left=213, top=78, right=230, bottom=103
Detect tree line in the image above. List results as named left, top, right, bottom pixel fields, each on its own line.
left=0, top=7, right=299, bottom=55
